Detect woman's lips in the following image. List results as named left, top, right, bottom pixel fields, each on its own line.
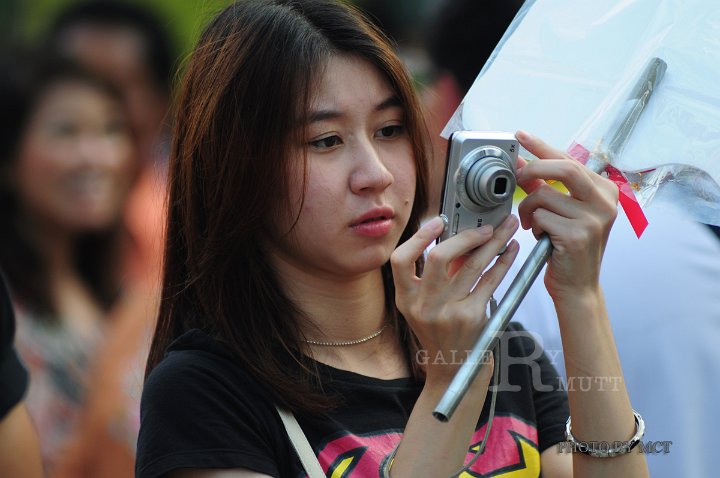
left=350, top=206, right=395, bottom=237
left=351, top=217, right=393, bottom=237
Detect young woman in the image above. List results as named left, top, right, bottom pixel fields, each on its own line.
left=0, top=49, right=137, bottom=474
left=137, top=1, right=649, bottom=477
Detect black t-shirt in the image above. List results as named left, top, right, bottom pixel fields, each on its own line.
left=137, top=323, right=568, bottom=478
left=0, top=273, right=28, bottom=419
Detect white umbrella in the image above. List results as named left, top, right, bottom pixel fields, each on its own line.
left=443, top=0, right=720, bottom=228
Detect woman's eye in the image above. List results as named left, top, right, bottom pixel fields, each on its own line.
left=376, top=124, right=403, bottom=139
left=309, top=135, right=342, bottom=150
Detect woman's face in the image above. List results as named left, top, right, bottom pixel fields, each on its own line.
left=15, top=80, right=135, bottom=232
left=270, top=54, right=416, bottom=278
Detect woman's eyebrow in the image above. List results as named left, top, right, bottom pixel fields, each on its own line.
left=375, top=95, right=401, bottom=112
left=307, top=95, right=402, bottom=124
left=308, top=109, right=341, bottom=124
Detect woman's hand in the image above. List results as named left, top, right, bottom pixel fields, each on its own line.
left=515, top=131, right=618, bottom=302
left=390, top=214, right=519, bottom=387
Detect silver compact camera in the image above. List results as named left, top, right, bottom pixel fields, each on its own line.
left=438, top=131, right=518, bottom=243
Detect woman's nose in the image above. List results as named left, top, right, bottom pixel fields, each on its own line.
left=349, top=139, right=394, bottom=193
left=75, top=133, right=125, bottom=168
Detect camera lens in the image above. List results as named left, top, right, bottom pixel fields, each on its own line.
left=494, top=177, right=508, bottom=195
left=465, top=157, right=515, bottom=207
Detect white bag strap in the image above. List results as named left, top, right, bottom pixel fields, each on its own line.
left=275, top=406, right=325, bottom=478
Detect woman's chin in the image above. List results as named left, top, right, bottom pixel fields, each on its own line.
left=341, top=249, right=394, bottom=275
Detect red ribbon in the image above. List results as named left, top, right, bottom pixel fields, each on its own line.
left=567, top=143, right=648, bottom=238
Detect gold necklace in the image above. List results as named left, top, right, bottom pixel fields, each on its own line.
left=301, top=324, right=388, bottom=347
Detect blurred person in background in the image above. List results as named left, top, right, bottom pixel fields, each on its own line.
left=47, top=0, right=174, bottom=286
left=0, top=271, right=43, bottom=478
left=48, top=0, right=173, bottom=172
left=0, top=46, right=137, bottom=475
left=41, top=2, right=177, bottom=477
left=422, top=1, right=720, bottom=477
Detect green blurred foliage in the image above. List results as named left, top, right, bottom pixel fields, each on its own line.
left=5, top=0, right=236, bottom=57
left=6, top=0, right=436, bottom=55
left=2, top=0, right=437, bottom=86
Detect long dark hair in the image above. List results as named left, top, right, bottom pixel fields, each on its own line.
left=0, top=46, right=130, bottom=318
left=146, top=0, right=429, bottom=414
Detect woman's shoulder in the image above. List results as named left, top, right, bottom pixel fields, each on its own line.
left=137, top=329, right=293, bottom=478
left=141, top=329, right=281, bottom=425
left=144, top=329, right=268, bottom=401
left=156, top=328, right=234, bottom=364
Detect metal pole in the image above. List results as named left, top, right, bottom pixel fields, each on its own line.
left=433, top=57, right=667, bottom=422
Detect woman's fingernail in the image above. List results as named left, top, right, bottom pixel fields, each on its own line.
left=516, top=130, right=533, bottom=141
left=424, top=216, right=445, bottom=233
